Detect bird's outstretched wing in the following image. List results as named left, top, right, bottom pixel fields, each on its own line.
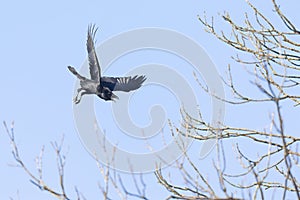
left=87, top=24, right=101, bottom=82
left=101, top=75, right=146, bottom=92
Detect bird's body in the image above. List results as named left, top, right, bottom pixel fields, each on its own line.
left=68, top=24, right=146, bottom=104
left=81, top=79, right=98, bottom=94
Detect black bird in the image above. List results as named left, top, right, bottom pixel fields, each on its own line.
left=68, top=25, right=146, bottom=104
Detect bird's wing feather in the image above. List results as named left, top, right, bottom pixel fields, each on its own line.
left=87, top=24, right=101, bottom=82
left=103, top=75, right=146, bottom=92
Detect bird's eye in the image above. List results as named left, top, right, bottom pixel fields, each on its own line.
left=103, top=88, right=110, bottom=94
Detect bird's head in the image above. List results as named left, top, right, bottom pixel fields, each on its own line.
left=97, top=87, right=119, bottom=101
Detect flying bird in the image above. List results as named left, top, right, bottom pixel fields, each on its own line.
left=68, top=24, right=146, bottom=104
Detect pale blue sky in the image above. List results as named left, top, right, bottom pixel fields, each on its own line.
left=0, top=0, right=299, bottom=199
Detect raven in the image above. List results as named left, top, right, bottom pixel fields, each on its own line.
left=68, top=25, right=146, bottom=104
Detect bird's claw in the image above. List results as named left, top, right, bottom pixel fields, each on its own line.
left=73, top=96, right=81, bottom=104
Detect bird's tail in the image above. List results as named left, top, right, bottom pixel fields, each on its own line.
left=68, top=66, right=85, bottom=80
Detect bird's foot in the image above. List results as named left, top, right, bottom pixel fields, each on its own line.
left=73, top=96, right=81, bottom=104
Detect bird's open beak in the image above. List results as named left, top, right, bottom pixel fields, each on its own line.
left=111, top=93, right=119, bottom=102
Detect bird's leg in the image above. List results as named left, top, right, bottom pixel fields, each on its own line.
left=74, top=88, right=85, bottom=104
left=77, top=88, right=84, bottom=93
left=74, top=90, right=89, bottom=104
left=74, top=94, right=82, bottom=104
left=74, top=96, right=81, bottom=104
